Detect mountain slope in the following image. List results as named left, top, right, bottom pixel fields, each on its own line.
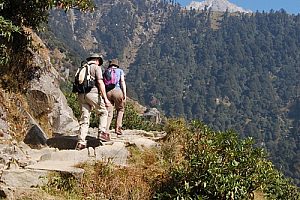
left=187, top=0, right=252, bottom=13
left=44, top=1, right=300, bottom=185
left=45, top=0, right=177, bottom=70
left=126, top=9, right=300, bottom=185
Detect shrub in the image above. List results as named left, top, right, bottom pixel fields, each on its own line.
left=122, top=103, right=163, bottom=131
left=154, top=120, right=300, bottom=200
left=43, top=172, right=80, bottom=199
left=78, top=161, right=158, bottom=200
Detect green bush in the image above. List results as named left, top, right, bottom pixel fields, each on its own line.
left=263, top=169, right=300, bottom=200
left=104, top=103, right=163, bottom=131
left=64, top=91, right=81, bottom=119
left=42, top=172, right=80, bottom=199
left=122, top=103, right=163, bottom=131
left=155, top=120, right=300, bottom=200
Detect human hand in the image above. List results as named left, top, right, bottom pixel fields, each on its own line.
left=104, top=98, right=111, bottom=106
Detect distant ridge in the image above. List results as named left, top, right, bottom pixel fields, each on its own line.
left=186, top=0, right=252, bottom=13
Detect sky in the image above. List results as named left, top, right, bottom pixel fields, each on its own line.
left=177, top=0, right=300, bottom=14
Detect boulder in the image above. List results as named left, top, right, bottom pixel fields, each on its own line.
left=24, top=124, right=48, bottom=147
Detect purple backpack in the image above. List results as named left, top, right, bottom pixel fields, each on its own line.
left=103, top=68, right=119, bottom=91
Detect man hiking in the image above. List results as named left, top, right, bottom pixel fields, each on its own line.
left=77, top=53, right=111, bottom=149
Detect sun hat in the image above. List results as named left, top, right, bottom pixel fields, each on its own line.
left=109, top=59, right=119, bottom=67
left=87, top=53, right=103, bottom=65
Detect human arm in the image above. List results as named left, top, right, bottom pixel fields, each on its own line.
left=120, top=74, right=127, bottom=101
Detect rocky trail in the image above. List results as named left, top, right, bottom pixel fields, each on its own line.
left=0, top=129, right=166, bottom=199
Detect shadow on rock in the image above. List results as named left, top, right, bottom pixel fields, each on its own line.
left=46, top=135, right=102, bottom=150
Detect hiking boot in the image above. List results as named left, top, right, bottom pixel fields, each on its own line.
left=76, top=142, right=86, bottom=150
left=98, top=132, right=110, bottom=142
left=115, top=127, right=123, bottom=135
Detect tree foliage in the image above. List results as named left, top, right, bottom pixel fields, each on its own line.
left=25, top=0, right=300, bottom=187
left=125, top=9, right=300, bottom=185
left=0, top=0, right=95, bottom=90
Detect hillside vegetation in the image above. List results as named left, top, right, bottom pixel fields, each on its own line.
left=44, top=1, right=300, bottom=185
left=1, top=0, right=300, bottom=199
left=128, top=9, right=300, bottom=185
left=34, top=119, right=300, bottom=199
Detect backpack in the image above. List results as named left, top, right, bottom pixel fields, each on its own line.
left=103, top=67, right=119, bottom=92
left=72, top=62, right=95, bottom=93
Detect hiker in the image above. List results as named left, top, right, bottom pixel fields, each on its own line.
left=77, top=53, right=111, bottom=149
left=104, top=59, right=127, bottom=135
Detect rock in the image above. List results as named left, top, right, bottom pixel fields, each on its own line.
left=20, top=145, right=57, bottom=162
left=23, top=124, right=48, bottom=147
left=0, top=128, right=159, bottom=193
left=187, top=0, right=252, bottom=13
left=26, top=161, right=84, bottom=179
left=1, top=169, right=49, bottom=188
left=95, top=142, right=128, bottom=166
left=0, top=107, right=10, bottom=140
left=143, top=108, right=162, bottom=124
left=26, top=89, right=54, bottom=118
left=30, top=73, right=80, bottom=135
left=0, top=185, right=14, bottom=199
left=130, top=138, right=159, bottom=150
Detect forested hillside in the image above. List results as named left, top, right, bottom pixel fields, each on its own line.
left=44, top=0, right=300, bottom=185
left=128, top=9, right=300, bottom=184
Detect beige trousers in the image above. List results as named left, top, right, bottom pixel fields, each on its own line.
left=78, top=92, right=108, bottom=143
left=106, top=88, right=125, bottom=131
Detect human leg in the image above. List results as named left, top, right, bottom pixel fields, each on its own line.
left=84, top=92, right=108, bottom=132
left=78, top=94, right=91, bottom=146
left=115, top=110, right=124, bottom=134
left=106, top=90, right=114, bottom=131
left=97, top=95, right=109, bottom=133
left=113, top=89, right=125, bottom=134
left=106, top=105, right=114, bottom=131
left=97, top=99, right=110, bottom=141
left=84, top=92, right=110, bottom=141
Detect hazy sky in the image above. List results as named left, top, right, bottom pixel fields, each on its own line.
left=177, top=0, right=300, bottom=14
